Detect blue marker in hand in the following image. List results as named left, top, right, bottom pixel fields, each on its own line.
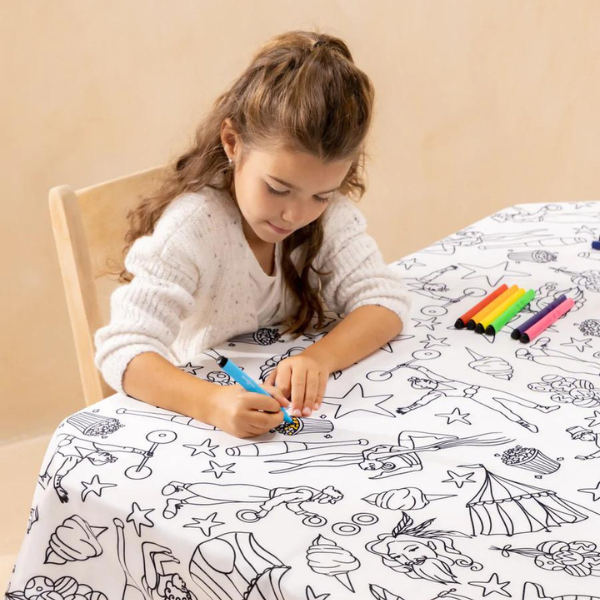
left=215, top=354, right=293, bottom=424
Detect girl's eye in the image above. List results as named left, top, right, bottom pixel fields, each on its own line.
left=266, top=183, right=288, bottom=196
left=266, top=182, right=331, bottom=204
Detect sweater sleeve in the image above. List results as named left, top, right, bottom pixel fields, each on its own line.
left=94, top=207, right=201, bottom=396
left=315, top=196, right=412, bottom=327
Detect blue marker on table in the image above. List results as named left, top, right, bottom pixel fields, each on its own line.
left=215, top=354, right=293, bottom=424
left=510, top=294, right=567, bottom=340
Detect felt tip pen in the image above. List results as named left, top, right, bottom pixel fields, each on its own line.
left=467, top=284, right=518, bottom=330
left=454, top=284, right=508, bottom=329
left=485, top=289, right=536, bottom=335
left=476, top=287, right=524, bottom=334
left=216, top=355, right=293, bottom=424
left=520, top=297, right=575, bottom=343
left=510, top=294, right=567, bottom=340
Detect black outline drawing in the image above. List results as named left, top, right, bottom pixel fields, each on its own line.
left=458, top=261, right=530, bottom=287
left=179, top=362, right=204, bottom=376
left=44, top=515, right=106, bottom=564
left=271, top=415, right=334, bottom=435
left=507, top=249, right=558, bottom=263
left=114, top=518, right=197, bottom=600
left=229, top=327, right=283, bottom=346
left=5, top=575, right=108, bottom=600
left=127, top=502, right=155, bottom=537
left=465, top=463, right=594, bottom=536
left=201, top=460, right=236, bottom=479
left=189, top=531, right=290, bottom=600
left=367, top=349, right=441, bottom=382
left=465, top=348, right=514, bottom=381
left=566, top=425, right=600, bottom=460
left=26, top=506, right=39, bottom=534
left=161, top=481, right=342, bottom=526
left=528, top=374, right=600, bottom=409
left=264, top=431, right=511, bottom=479
left=306, top=534, right=360, bottom=592
left=366, top=512, right=480, bottom=585
left=183, top=512, right=224, bottom=536
left=577, top=318, right=600, bottom=337
left=81, top=474, right=117, bottom=501
left=498, top=445, right=560, bottom=475
left=331, top=522, right=360, bottom=536
left=363, top=487, right=454, bottom=510
left=124, top=430, right=177, bottom=481
left=396, top=364, right=558, bottom=433
left=494, top=540, right=600, bottom=578
left=38, top=433, right=155, bottom=503
left=322, top=382, right=395, bottom=419
left=436, top=407, right=472, bottom=425
left=66, top=412, right=123, bottom=438
left=467, top=573, right=511, bottom=598
left=116, top=407, right=216, bottom=430
left=522, top=581, right=600, bottom=600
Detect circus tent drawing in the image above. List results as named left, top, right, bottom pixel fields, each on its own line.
left=465, top=464, right=589, bottom=536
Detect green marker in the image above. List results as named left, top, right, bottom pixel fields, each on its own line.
left=485, top=289, right=536, bottom=335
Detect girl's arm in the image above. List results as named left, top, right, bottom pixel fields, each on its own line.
left=301, top=305, right=403, bottom=373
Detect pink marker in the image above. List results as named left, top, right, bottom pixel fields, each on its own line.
left=520, top=297, right=575, bottom=343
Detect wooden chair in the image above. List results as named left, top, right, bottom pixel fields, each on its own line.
left=49, top=165, right=168, bottom=406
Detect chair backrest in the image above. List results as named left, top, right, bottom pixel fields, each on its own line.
left=49, top=165, right=168, bottom=406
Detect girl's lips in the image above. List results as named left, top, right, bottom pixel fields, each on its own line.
left=268, top=221, right=292, bottom=234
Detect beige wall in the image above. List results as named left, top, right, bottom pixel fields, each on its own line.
left=2, top=0, right=600, bottom=443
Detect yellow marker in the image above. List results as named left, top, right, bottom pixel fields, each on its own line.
left=467, top=284, right=518, bottom=330
left=479, top=288, right=525, bottom=332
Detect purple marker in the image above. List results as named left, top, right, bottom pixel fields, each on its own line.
left=510, top=294, right=567, bottom=340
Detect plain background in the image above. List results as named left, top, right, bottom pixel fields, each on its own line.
left=2, top=0, right=600, bottom=443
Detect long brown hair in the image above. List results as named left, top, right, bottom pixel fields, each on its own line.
left=118, top=29, right=375, bottom=335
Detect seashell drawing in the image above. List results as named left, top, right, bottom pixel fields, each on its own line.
left=44, top=515, right=106, bottom=564
left=363, top=487, right=454, bottom=511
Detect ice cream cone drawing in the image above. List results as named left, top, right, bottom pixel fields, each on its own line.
left=306, top=535, right=360, bottom=592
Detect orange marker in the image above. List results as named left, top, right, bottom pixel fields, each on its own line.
left=477, top=288, right=525, bottom=334
left=467, top=284, right=518, bottom=330
left=454, top=284, right=508, bottom=329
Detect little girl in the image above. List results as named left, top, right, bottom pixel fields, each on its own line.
left=95, top=29, right=411, bottom=439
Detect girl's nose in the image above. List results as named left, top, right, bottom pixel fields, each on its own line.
left=281, top=203, right=303, bottom=226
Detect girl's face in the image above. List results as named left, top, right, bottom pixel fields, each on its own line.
left=229, top=145, right=353, bottom=246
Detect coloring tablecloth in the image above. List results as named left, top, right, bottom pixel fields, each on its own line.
left=6, top=201, right=600, bottom=600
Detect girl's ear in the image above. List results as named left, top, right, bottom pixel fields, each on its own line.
left=221, top=118, right=240, bottom=159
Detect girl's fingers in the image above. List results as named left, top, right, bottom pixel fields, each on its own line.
left=290, top=369, right=307, bottom=417
left=248, top=393, right=286, bottom=413
left=261, top=384, right=291, bottom=408
left=315, top=371, right=328, bottom=410
left=266, top=369, right=277, bottom=386
left=303, top=372, right=320, bottom=415
left=275, top=364, right=292, bottom=398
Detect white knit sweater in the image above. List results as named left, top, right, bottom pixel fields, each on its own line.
left=94, top=184, right=411, bottom=395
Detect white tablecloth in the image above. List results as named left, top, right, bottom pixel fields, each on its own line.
left=6, top=202, right=600, bottom=600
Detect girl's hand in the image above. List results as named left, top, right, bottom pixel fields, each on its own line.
left=207, top=384, right=290, bottom=439
left=265, top=354, right=330, bottom=418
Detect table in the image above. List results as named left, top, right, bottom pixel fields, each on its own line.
left=6, top=202, right=600, bottom=600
